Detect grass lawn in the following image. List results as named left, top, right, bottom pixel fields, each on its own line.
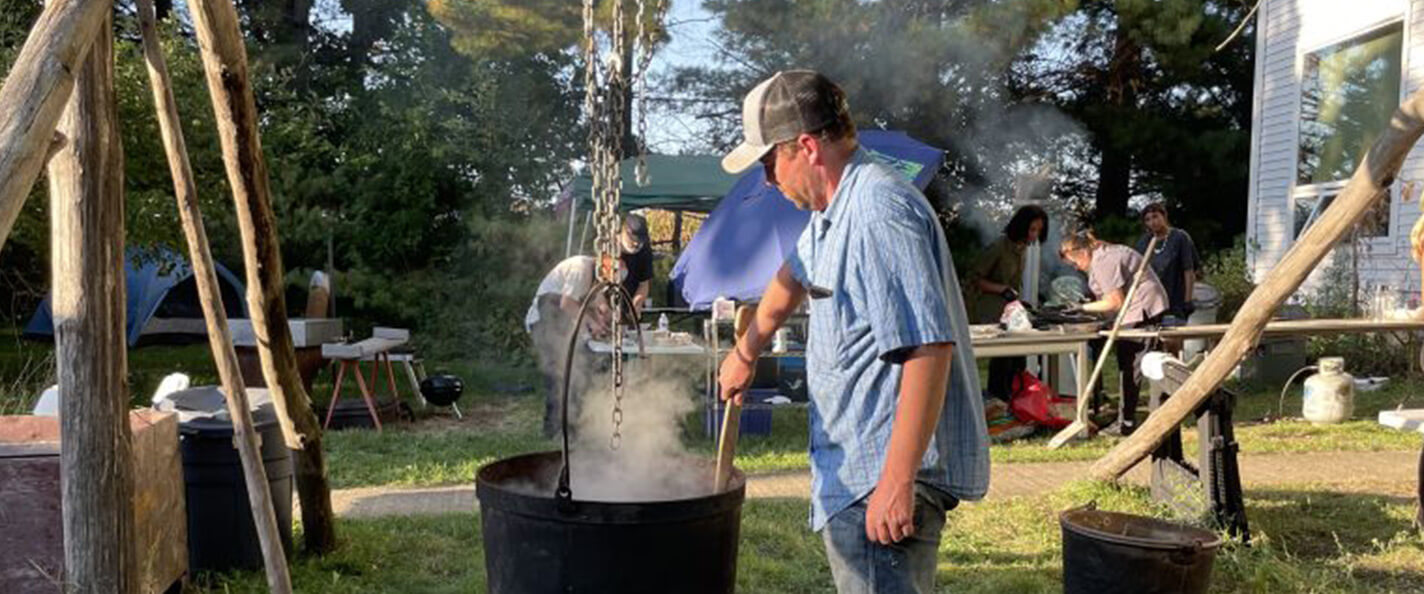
left=190, top=479, right=1424, bottom=593
left=320, top=378, right=1424, bottom=490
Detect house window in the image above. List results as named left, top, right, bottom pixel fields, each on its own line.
left=1294, top=21, right=1402, bottom=238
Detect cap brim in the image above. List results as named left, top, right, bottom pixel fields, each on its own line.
left=722, top=141, right=774, bottom=174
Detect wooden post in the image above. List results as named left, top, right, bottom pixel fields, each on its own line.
left=1090, top=88, right=1424, bottom=480
left=188, top=0, right=338, bottom=553
left=48, top=17, right=137, bottom=593
left=0, top=0, right=110, bottom=254
left=135, top=1, right=300, bottom=587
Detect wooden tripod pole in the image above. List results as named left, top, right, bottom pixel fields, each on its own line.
left=186, top=0, right=338, bottom=553
left=1091, top=87, right=1424, bottom=480
left=1048, top=235, right=1159, bottom=449
left=0, top=0, right=111, bottom=255
left=49, top=15, right=138, bottom=592
left=134, top=1, right=293, bottom=589
left=714, top=305, right=756, bottom=492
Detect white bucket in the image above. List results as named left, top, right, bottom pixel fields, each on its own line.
left=1183, top=283, right=1221, bottom=360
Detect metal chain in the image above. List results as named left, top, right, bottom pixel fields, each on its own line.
left=632, top=0, right=663, bottom=187
left=580, top=0, right=663, bottom=450
left=584, top=0, right=639, bottom=450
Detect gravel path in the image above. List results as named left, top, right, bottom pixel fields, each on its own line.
left=325, top=450, right=1420, bottom=518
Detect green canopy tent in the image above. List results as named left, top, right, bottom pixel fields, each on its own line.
left=560, top=154, right=738, bottom=257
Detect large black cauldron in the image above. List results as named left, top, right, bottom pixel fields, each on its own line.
left=476, top=451, right=745, bottom=594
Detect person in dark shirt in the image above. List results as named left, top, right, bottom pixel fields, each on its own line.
left=1134, top=203, right=1202, bottom=321
left=619, top=214, right=654, bottom=316
left=968, top=205, right=1048, bottom=400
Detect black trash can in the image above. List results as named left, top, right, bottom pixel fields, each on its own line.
left=1060, top=506, right=1223, bottom=594
left=178, top=402, right=294, bottom=573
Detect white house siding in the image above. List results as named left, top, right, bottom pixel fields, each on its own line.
left=1249, top=0, right=1424, bottom=302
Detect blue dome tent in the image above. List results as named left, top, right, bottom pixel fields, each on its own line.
left=671, top=130, right=945, bottom=310
left=24, top=246, right=248, bottom=346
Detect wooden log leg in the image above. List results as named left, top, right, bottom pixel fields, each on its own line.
left=323, top=362, right=347, bottom=431
left=384, top=356, right=400, bottom=408
left=369, top=355, right=382, bottom=397
left=352, top=361, right=382, bottom=432
left=188, top=0, right=337, bottom=554
left=1416, top=437, right=1423, bottom=531
left=0, top=0, right=112, bottom=254
left=49, top=16, right=138, bottom=591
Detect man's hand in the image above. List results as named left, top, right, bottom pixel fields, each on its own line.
left=1000, top=287, right=1019, bottom=303
left=718, top=346, right=755, bottom=406
left=865, top=476, right=917, bottom=544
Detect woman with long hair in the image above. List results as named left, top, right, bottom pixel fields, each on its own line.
left=968, top=204, right=1049, bottom=400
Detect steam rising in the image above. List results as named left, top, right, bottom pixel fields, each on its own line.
left=530, top=328, right=720, bottom=503
left=567, top=358, right=710, bottom=502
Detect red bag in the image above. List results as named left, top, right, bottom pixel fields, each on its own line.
left=1008, top=371, right=1073, bottom=429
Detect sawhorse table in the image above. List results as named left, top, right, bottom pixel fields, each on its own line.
left=1147, top=357, right=1250, bottom=541
left=321, top=327, right=411, bottom=431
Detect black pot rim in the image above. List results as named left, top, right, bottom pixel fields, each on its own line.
left=1059, top=507, right=1224, bottom=552
left=477, top=451, right=746, bottom=525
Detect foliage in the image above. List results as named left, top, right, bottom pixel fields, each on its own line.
left=1200, top=234, right=1256, bottom=320
left=430, top=0, right=668, bottom=59
left=1014, top=0, right=1255, bottom=249
left=0, top=11, right=236, bottom=321
left=0, top=2, right=592, bottom=360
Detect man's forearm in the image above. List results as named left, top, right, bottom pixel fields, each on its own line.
left=880, top=343, right=953, bottom=482
left=1184, top=270, right=1196, bottom=305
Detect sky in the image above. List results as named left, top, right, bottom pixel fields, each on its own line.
left=641, top=0, right=722, bottom=154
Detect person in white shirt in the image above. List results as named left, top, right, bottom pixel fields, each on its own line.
left=526, top=255, right=621, bottom=437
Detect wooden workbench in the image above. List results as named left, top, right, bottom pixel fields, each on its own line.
left=972, top=329, right=1097, bottom=398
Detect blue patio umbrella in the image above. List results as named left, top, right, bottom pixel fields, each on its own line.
left=671, top=130, right=945, bottom=310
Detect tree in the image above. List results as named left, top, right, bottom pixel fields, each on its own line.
left=430, top=0, right=670, bottom=152
left=1013, top=0, right=1255, bottom=246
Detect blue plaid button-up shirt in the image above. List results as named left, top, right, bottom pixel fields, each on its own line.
left=786, top=148, right=990, bottom=530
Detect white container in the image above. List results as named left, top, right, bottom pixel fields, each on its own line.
left=772, top=327, right=790, bottom=353
left=712, top=297, right=735, bottom=323
left=1302, top=357, right=1355, bottom=424
left=1182, top=282, right=1221, bottom=360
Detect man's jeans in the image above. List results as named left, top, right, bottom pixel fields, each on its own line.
left=821, top=483, right=958, bottom=594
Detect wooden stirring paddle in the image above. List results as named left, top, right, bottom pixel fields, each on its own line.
left=714, top=305, right=757, bottom=492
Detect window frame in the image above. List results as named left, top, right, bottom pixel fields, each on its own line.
left=1291, top=17, right=1407, bottom=247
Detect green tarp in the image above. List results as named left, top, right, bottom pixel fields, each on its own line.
left=565, top=154, right=737, bottom=212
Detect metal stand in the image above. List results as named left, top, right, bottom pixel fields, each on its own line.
left=1148, top=359, right=1250, bottom=542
